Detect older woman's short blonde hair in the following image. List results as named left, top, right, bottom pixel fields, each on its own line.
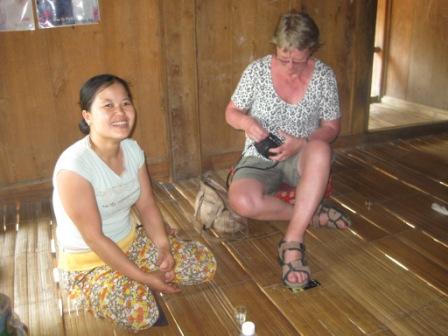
left=272, top=11, right=322, bottom=54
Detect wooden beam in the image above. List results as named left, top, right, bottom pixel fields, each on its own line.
left=349, top=0, right=377, bottom=134
left=160, top=0, right=202, bottom=181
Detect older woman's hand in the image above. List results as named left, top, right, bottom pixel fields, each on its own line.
left=268, top=130, right=307, bottom=161
left=243, top=117, right=269, bottom=143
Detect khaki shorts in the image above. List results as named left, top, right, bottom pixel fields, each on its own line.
left=231, top=155, right=300, bottom=194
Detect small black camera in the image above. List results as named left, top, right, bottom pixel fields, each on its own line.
left=254, top=133, right=283, bottom=159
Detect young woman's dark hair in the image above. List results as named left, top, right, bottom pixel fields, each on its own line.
left=78, top=74, right=133, bottom=134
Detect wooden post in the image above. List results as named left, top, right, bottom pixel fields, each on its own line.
left=160, top=0, right=202, bottom=181
left=349, top=0, right=377, bottom=134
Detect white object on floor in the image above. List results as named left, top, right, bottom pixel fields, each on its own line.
left=241, top=321, right=256, bottom=336
left=431, top=203, right=448, bottom=216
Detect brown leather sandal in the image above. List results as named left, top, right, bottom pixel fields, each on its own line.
left=278, top=240, right=310, bottom=289
left=310, top=201, right=352, bottom=229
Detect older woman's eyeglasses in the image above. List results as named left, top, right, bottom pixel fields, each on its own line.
left=276, top=57, right=308, bottom=66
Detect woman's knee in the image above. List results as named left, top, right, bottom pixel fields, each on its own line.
left=308, top=139, right=331, bottom=156
left=88, top=275, right=159, bottom=331
left=121, top=298, right=160, bottom=331
left=301, top=140, right=332, bottom=166
left=171, top=240, right=217, bottom=284
left=228, top=187, right=262, bottom=218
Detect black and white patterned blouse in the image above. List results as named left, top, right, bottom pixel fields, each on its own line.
left=231, top=55, right=340, bottom=159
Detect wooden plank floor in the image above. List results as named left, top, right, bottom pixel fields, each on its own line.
left=368, top=102, right=448, bottom=130
left=0, top=132, right=447, bottom=335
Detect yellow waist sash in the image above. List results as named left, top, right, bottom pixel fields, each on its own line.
left=58, top=225, right=137, bottom=272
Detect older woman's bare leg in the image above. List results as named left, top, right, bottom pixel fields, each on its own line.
left=228, top=179, right=294, bottom=220
left=282, top=140, right=332, bottom=285
left=229, top=140, right=345, bottom=286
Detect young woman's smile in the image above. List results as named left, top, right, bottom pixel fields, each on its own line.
left=83, top=82, right=136, bottom=141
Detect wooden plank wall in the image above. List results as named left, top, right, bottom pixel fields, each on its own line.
left=196, top=0, right=377, bottom=167
left=0, top=0, right=169, bottom=185
left=384, top=0, right=448, bottom=110
left=0, top=0, right=377, bottom=186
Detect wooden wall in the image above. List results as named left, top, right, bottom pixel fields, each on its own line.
left=0, top=0, right=376, bottom=186
left=384, top=0, right=448, bottom=109
left=196, top=0, right=376, bottom=170
left=0, top=0, right=170, bottom=185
